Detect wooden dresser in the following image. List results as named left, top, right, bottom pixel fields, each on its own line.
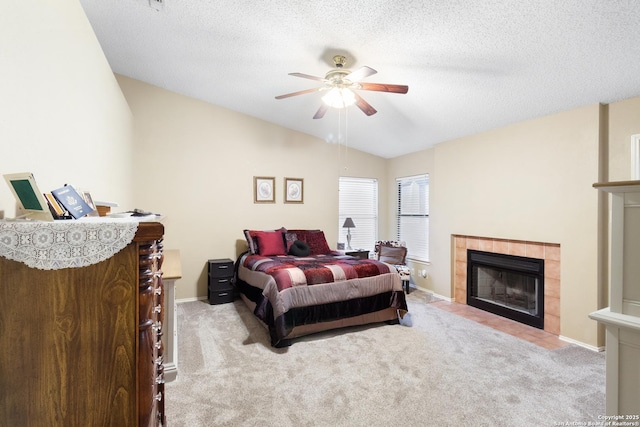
left=0, top=221, right=166, bottom=427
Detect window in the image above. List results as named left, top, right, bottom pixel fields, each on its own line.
left=397, top=174, right=429, bottom=261
left=338, top=177, right=378, bottom=252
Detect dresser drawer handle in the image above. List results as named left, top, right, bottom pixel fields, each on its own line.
left=155, top=392, right=163, bottom=402
left=155, top=341, right=162, bottom=349
left=218, top=265, right=229, bottom=269
left=155, top=375, right=165, bottom=385
left=153, top=304, right=162, bottom=313
left=217, top=279, right=229, bottom=283
left=218, top=292, right=229, bottom=297
left=152, top=321, right=162, bottom=332
left=155, top=356, right=163, bottom=366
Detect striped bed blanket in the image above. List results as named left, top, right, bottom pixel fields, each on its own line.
left=237, top=251, right=408, bottom=346
left=242, top=252, right=393, bottom=291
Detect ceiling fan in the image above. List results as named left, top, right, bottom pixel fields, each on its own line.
left=275, top=55, right=409, bottom=119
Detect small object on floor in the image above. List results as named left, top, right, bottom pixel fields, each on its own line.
left=399, top=311, right=413, bottom=327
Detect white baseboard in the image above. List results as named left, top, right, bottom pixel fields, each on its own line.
left=421, top=289, right=453, bottom=302
left=559, top=335, right=604, bottom=352
left=176, top=296, right=208, bottom=304
left=164, top=362, right=178, bottom=382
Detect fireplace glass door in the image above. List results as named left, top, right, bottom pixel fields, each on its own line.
left=475, top=266, right=539, bottom=315
left=467, top=250, right=544, bottom=329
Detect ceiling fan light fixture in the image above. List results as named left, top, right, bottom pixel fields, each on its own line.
left=322, top=88, right=356, bottom=109
left=275, top=55, right=407, bottom=118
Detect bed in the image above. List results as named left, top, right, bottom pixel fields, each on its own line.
left=234, top=228, right=408, bottom=347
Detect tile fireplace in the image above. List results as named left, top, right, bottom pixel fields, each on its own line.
left=454, top=235, right=560, bottom=335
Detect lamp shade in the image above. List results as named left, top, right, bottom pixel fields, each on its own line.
left=342, top=217, right=356, bottom=228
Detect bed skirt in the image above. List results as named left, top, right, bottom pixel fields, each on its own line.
left=236, top=276, right=405, bottom=347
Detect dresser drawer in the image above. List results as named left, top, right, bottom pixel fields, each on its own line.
left=208, top=258, right=234, bottom=278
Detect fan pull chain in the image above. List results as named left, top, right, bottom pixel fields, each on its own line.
left=344, top=107, right=349, bottom=172
left=336, top=107, right=349, bottom=173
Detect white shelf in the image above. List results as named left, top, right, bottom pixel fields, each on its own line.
left=591, top=181, right=640, bottom=416
left=589, top=308, right=640, bottom=332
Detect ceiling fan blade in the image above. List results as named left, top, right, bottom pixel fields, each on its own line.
left=289, top=72, right=327, bottom=82
left=353, top=92, right=377, bottom=116
left=313, top=104, right=328, bottom=119
left=275, top=87, right=320, bottom=99
left=358, top=83, right=409, bottom=94
left=345, top=66, right=377, bottom=82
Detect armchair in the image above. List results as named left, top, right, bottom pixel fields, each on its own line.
left=374, top=240, right=411, bottom=294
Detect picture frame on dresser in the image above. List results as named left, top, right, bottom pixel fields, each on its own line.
left=284, top=177, right=304, bottom=203
left=3, top=172, right=54, bottom=221
left=254, top=176, right=275, bottom=203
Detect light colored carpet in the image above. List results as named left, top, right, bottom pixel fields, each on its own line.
left=165, top=290, right=605, bottom=426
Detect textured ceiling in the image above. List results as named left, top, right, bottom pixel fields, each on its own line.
left=79, top=0, right=640, bottom=158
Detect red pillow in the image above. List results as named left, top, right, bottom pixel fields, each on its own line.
left=244, top=227, right=286, bottom=254
left=255, top=231, right=287, bottom=256
left=305, top=230, right=331, bottom=255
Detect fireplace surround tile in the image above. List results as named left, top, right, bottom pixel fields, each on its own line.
left=508, top=241, right=526, bottom=256
left=526, top=242, right=545, bottom=258
left=545, top=296, right=560, bottom=317
left=453, top=235, right=561, bottom=335
left=544, top=278, right=560, bottom=298
left=544, top=313, right=560, bottom=335
left=479, top=239, right=494, bottom=252
left=545, top=260, right=561, bottom=281
left=467, top=237, right=480, bottom=250
left=544, top=244, right=561, bottom=261
left=494, top=239, right=509, bottom=254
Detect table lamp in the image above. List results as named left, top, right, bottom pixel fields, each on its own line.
left=342, top=217, right=356, bottom=250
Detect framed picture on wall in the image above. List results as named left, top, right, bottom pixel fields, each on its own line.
left=284, top=178, right=304, bottom=203
left=254, top=176, right=275, bottom=203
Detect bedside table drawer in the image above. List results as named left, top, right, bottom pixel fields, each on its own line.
left=208, top=275, right=232, bottom=290
left=208, top=286, right=234, bottom=305
left=208, top=259, right=234, bottom=278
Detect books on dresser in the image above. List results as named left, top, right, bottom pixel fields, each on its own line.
left=51, top=185, right=95, bottom=219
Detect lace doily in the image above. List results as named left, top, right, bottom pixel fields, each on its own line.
left=0, top=218, right=139, bottom=270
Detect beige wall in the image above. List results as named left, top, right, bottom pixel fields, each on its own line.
left=116, top=75, right=388, bottom=300
left=608, top=96, right=640, bottom=181
left=0, top=1, right=134, bottom=214
left=390, top=104, right=603, bottom=347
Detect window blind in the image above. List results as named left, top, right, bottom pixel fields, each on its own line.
left=338, top=177, right=378, bottom=252
left=396, top=174, right=429, bottom=261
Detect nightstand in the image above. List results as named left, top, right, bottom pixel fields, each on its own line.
left=208, top=258, right=234, bottom=304
left=345, top=250, right=369, bottom=260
